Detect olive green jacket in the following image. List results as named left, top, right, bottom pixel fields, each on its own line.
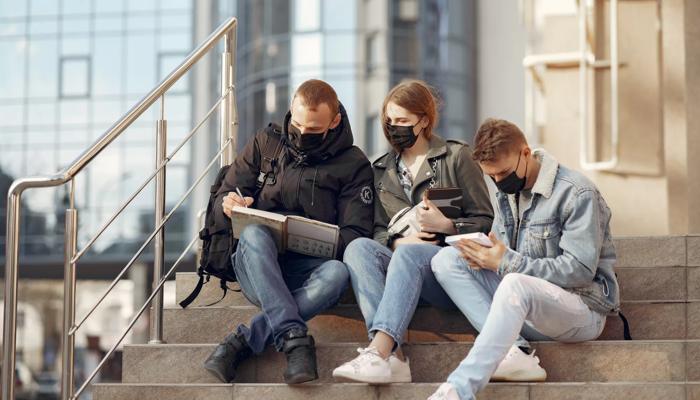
left=372, top=134, right=494, bottom=247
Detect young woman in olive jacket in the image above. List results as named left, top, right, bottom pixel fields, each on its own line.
left=333, top=80, right=494, bottom=383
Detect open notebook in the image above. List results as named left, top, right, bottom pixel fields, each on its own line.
left=231, top=206, right=340, bottom=258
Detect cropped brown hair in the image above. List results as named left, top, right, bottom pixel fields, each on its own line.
left=472, top=118, right=527, bottom=162
left=381, top=79, right=440, bottom=141
left=293, top=79, right=340, bottom=115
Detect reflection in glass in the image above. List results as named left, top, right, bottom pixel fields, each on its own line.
left=322, top=0, right=356, bottom=31
left=27, top=101, right=57, bottom=127
left=0, top=104, right=25, bottom=127
left=294, top=0, right=320, bottom=32
left=30, top=0, right=59, bottom=16
left=60, top=56, right=91, bottom=98
left=126, top=34, right=156, bottom=95
left=28, top=39, right=58, bottom=98
left=59, top=99, right=89, bottom=125
left=93, top=36, right=124, bottom=96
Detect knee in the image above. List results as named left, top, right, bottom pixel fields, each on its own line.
left=343, top=238, right=383, bottom=272
left=343, top=238, right=377, bottom=261
left=319, top=260, right=350, bottom=293
left=431, top=246, right=464, bottom=277
left=239, top=224, right=273, bottom=246
left=496, top=273, right=536, bottom=303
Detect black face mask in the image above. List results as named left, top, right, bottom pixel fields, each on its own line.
left=493, top=153, right=528, bottom=195
left=386, top=123, right=421, bottom=151
left=288, top=123, right=327, bottom=152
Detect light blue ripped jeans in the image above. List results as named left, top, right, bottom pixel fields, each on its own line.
left=342, top=238, right=456, bottom=345
left=431, top=246, right=606, bottom=400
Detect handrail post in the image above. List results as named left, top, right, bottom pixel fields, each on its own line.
left=229, top=26, right=239, bottom=163
left=220, top=31, right=235, bottom=166
left=61, top=208, right=78, bottom=400
left=150, top=97, right=167, bottom=344
left=2, top=191, right=22, bottom=400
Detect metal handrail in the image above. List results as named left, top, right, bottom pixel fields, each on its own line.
left=69, top=138, right=231, bottom=337
left=72, top=87, right=231, bottom=264
left=2, top=16, right=239, bottom=400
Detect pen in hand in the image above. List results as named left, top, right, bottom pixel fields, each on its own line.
left=235, top=187, right=248, bottom=208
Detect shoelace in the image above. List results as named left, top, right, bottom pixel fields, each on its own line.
left=348, top=347, right=383, bottom=372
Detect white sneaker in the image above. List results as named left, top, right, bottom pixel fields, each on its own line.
left=491, top=345, right=547, bottom=382
left=428, top=382, right=460, bottom=400
left=332, top=347, right=392, bottom=384
left=388, top=353, right=412, bottom=383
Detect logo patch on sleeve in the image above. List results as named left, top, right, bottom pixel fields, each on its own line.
left=360, top=186, right=373, bottom=205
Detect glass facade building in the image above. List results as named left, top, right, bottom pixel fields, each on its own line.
left=0, top=0, right=195, bottom=263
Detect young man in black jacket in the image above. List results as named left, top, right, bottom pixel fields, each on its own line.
left=203, top=79, right=374, bottom=384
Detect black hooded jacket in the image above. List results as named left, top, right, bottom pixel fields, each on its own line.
left=214, top=104, right=374, bottom=258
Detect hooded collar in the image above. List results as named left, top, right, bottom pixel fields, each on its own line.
left=282, top=103, right=354, bottom=166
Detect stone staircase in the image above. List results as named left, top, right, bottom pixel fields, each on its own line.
left=94, top=236, right=700, bottom=399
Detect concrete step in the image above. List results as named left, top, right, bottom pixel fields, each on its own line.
left=175, top=262, right=698, bottom=308
left=162, top=301, right=696, bottom=344
left=93, top=382, right=699, bottom=400
left=120, top=340, right=697, bottom=384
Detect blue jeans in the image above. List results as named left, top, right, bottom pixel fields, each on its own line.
left=232, top=224, right=349, bottom=354
left=342, top=238, right=456, bottom=345
left=432, top=246, right=606, bottom=400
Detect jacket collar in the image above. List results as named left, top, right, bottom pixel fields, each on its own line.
left=495, top=148, right=559, bottom=201
left=530, top=149, right=559, bottom=199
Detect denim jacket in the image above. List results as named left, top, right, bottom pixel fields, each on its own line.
left=494, top=149, right=620, bottom=316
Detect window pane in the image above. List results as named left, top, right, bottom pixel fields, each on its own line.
left=28, top=39, right=58, bottom=98
left=127, top=14, right=156, bottom=32
left=61, top=16, right=91, bottom=34
left=62, top=0, right=89, bottom=15
left=0, top=0, right=26, bottom=18
left=0, top=40, right=26, bottom=98
left=0, top=20, right=26, bottom=36
left=93, top=36, right=124, bottom=96
left=126, top=34, right=156, bottom=94
left=61, top=37, right=90, bottom=55
left=0, top=104, right=24, bottom=126
left=322, top=0, right=355, bottom=31
left=30, top=0, right=59, bottom=16
left=94, top=15, right=124, bottom=33
left=127, top=0, right=156, bottom=12
left=159, top=32, right=191, bottom=52
left=294, top=0, right=320, bottom=31
left=59, top=99, right=89, bottom=125
left=291, top=33, right=321, bottom=68
left=29, top=18, right=59, bottom=36
left=26, top=127, right=57, bottom=146
left=324, top=33, right=354, bottom=65
left=160, top=0, right=192, bottom=11
left=95, top=0, right=124, bottom=14
left=27, top=101, right=56, bottom=126
left=159, top=13, right=191, bottom=31
left=60, top=57, right=90, bottom=98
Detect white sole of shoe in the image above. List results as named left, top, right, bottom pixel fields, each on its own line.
left=331, top=370, right=395, bottom=384
left=491, top=369, right=547, bottom=382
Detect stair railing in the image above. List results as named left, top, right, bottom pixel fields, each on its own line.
left=2, top=16, right=239, bottom=400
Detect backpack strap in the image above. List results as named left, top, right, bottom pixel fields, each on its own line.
left=255, top=124, right=284, bottom=190
left=178, top=267, right=210, bottom=308
left=619, top=311, right=632, bottom=340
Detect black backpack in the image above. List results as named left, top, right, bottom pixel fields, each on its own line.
left=179, top=124, right=285, bottom=308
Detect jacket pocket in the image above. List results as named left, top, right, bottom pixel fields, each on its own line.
left=526, top=218, right=562, bottom=258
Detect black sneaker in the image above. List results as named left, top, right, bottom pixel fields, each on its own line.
left=203, top=332, right=253, bottom=383
left=281, top=329, right=318, bottom=384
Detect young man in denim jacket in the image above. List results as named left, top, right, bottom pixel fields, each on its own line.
left=428, top=118, right=621, bottom=400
